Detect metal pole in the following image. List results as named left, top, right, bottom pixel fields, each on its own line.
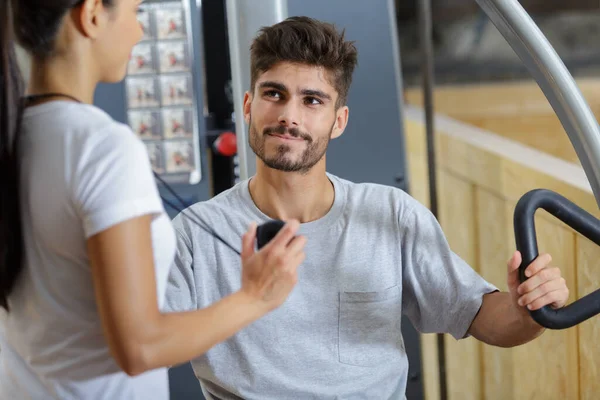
left=418, top=0, right=447, bottom=399
left=225, top=0, right=288, bottom=181
left=476, top=0, right=600, bottom=208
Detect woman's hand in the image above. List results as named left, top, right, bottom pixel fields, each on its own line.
left=239, top=220, right=306, bottom=312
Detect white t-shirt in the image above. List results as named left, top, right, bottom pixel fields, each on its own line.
left=0, top=101, right=176, bottom=399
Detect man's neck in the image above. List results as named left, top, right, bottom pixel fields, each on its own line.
left=248, top=161, right=334, bottom=223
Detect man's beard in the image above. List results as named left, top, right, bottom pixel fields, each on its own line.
left=248, top=118, right=332, bottom=174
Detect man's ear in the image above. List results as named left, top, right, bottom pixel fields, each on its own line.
left=330, top=105, right=349, bottom=140
left=243, top=91, right=253, bottom=124
left=76, top=0, right=110, bottom=39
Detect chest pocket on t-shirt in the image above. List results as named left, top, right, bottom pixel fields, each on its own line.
left=338, top=285, right=404, bottom=367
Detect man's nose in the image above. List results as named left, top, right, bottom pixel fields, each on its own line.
left=277, top=100, right=302, bottom=127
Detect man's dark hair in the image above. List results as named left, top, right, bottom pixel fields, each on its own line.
left=250, top=16, right=358, bottom=108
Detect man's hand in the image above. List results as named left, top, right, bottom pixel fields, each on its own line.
left=507, top=251, right=569, bottom=320
left=468, top=251, right=569, bottom=347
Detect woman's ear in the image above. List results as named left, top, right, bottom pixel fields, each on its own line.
left=77, top=0, right=110, bottom=39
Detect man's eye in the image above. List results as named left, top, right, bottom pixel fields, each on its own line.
left=305, top=97, right=322, bottom=105
left=265, top=91, right=281, bottom=99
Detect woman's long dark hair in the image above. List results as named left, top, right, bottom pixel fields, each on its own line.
left=0, top=0, right=25, bottom=311
left=0, top=0, right=112, bottom=311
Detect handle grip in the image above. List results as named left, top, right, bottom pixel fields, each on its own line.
left=514, top=189, right=600, bottom=329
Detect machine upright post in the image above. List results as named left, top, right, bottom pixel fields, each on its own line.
left=225, top=0, right=288, bottom=181
left=417, top=0, right=448, bottom=398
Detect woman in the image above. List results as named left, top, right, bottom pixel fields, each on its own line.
left=0, top=0, right=306, bottom=399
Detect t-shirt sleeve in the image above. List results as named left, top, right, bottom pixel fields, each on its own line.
left=163, top=222, right=198, bottom=312
left=400, top=202, right=498, bottom=340
left=71, top=124, right=164, bottom=239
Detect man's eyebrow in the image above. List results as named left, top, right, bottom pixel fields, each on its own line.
left=301, top=89, right=331, bottom=101
left=258, top=81, right=288, bottom=92
left=258, top=81, right=332, bottom=101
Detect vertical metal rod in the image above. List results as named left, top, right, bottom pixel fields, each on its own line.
left=225, top=0, right=288, bottom=181
left=418, top=0, right=447, bottom=399
left=419, top=0, right=437, bottom=215
left=475, top=0, right=600, bottom=209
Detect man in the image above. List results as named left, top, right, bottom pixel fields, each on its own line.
left=164, top=16, right=569, bottom=399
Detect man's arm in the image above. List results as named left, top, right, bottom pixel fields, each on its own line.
left=163, top=224, right=198, bottom=313
left=468, top=292, right=544, bottom=347
left=467, top=251, right=568, bottom=348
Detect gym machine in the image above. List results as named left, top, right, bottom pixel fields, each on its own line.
left=421, top=0, right=600, bottom=329
left=418, top=1, right=600, bottom=398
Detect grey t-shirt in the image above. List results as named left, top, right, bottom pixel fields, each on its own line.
left=164, top=173, right=498, bottom=399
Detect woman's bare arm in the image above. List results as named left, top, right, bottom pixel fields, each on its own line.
left=87, top=215, right=304, bottom=375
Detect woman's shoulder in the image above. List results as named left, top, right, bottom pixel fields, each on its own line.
left=24, top=101, right=137, bottom=144
left=25, top=102, right=149, bottom=176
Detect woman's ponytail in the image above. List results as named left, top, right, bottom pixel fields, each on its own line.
left=0, top=0, right=25, bottom=311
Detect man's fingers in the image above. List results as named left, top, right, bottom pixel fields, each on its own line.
left=524, top=253, right=552, bottom=278
left=523, top=288, right=569, bottom=311
left=518, top=277, right=566, bottom=307
left=518, top=267, right=562, bottom=295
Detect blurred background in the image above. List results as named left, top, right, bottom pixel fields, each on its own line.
left=398, top=0, right=600, bottom=86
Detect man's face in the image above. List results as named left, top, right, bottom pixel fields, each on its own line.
left=243, top=62, right=348, bottom=174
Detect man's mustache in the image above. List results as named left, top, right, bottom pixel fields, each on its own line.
left=263, top=125, right=312, bottom=143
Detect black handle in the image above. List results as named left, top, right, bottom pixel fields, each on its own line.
left=514, top=189, right=600, bottom=329
left=256, top=220, right=286, bottom=249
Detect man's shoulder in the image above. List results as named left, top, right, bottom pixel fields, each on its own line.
left=329, top=173, right=432, bottom=227
left=330, top=173, right=417, bottom=207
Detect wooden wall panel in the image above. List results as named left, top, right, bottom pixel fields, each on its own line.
left=420, top=333, right=441, bottom=400
left=438, top=171, right=481, bottom=400
left=500, top=159, right=600, bottom=219
left=404, top=79, right=600, bottom=167
left=576, top=236, right=600, bottom=400
left=403, top=79, right=600, bottom=120
left=507, top=210, right=579, bottom=400
left=404, top=119, right=431, bottom=208
left=462, top=115, right=580, bottom=165
left=438, top=133, right=505, bottom=197
left=405, top=81, right=600, bottom=400
left=403, top=119, right=440, bottom=399
left=475, top=187, right=514, bottom=400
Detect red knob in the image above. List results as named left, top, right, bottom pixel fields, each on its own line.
left=214, top=132, right=237, bottom=156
